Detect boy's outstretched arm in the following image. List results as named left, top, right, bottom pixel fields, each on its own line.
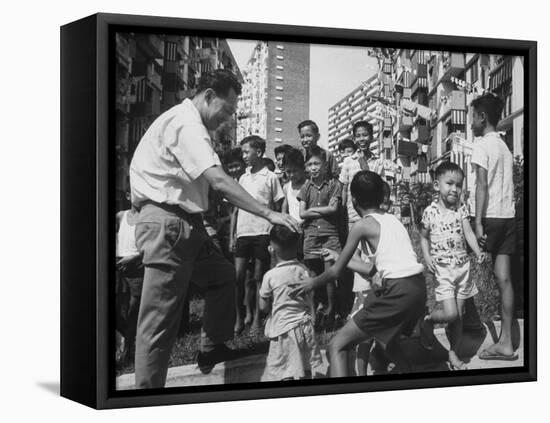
left=419, top=226, right=435, bottom=273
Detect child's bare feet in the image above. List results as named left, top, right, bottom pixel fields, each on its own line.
left=478, top=342, right=517, bottom=361
left=244, top=312, right=253, bottom=327
left=448, top=351, right=467, bottom=370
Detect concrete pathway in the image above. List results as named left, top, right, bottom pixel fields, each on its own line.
left=116, top=319, right=524, bottom=390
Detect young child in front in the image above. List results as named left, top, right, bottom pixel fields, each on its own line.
left=291, top=170, right=426, bottom=376
left=419, top=162, right=485, bottom=370
left=234, top=136, right=285, bottom=334
left=298, top=145, right=342, bottom=327
left=470, top=93, right=518, bottom=361
left=281, top=148, right=306, bottom=256
left=259, top=225, right=322, bottom=381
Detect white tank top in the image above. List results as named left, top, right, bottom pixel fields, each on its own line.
left=361, top=212, right=424, bottom=280
left=284, top=182, right=303, bottom=225
left=116, top=211, right=139, bottom=257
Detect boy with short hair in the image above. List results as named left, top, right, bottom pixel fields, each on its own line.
left=419, top=162, right=485, bottom=370
left=234, top=135, right=285, bottom=333
left=470, top=93, right=518, bottom=361
left=259, top=224, right=322, bottom=380
left=298, top=119, right=339, bottom=178
left=338, top=138, right=357, bottom=161
left=298, top=146, right=342, bottom=326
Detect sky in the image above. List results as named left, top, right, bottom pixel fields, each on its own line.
left=227, top=39, right=378, bottom=148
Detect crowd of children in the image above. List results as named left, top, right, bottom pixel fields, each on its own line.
left=116, top=93, right=520, bottom=381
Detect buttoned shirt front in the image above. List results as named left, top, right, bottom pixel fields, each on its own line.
left=130, top=99, right=221, bottom=214
left=298, top=178, right=342, bottom=236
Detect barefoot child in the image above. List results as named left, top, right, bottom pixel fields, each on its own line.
left=259, top=225, right=322, bottom=380
left=419, top=162, right=485, bottom=370
left=291, top=170, right=426, bottom=376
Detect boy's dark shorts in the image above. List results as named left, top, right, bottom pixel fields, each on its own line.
left=234, top=235, right=271, bottom=262
left=483, top=217, right=517, bottom=255
left=303, top=233, right=341, bottom=260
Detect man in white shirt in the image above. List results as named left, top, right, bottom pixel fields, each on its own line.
left=130, top=69, right=299, bottom=388
left=470, top=93, right=518, bottom=362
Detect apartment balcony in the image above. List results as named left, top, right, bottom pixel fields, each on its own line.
left=135, top=34, right=164, bottom=59
left=383, top=117, right=393, bottom=134
left=399, top=115, right=414, bottom=132
left=411, top=124, right=431, bottom=143
left=437, top=90, right=466, bottom=122
left=440, top=53, right=465, bottom=82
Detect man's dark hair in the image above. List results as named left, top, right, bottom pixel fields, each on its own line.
left=307, top=145, right=327, bottom=162
left=240, top=135, right=266, bottom=154
left=263, top=157, right=276, bottom=172
left=297, top=119, right=319, bottom=134
left=222, top=147, right=244, bottom=166
left=352, top=120, right=374, bottom=137
left=350, top=171, right=385, bottom=209
left=338, top=138, right=357, bottom=152
left=470, top=93, right=504, bottom=127
left=282, top=147, right=305, bottom=169
left=434, top=161, right=465, bottom=180
left=274, top=144, right=294, bottom=157
left=270, top=224, right=299, bottom=249
left=196, top=69, right=242, bottom=97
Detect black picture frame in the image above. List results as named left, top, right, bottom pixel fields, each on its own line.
left=60, top=12, right=537, bottom=409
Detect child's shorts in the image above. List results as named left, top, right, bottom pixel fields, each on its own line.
left=482, top=217, right=517, bottom=256
left=265, top=320, right=322, bottom=381
left=352, top=273, right=426, bottom=348
left=234, top=235, right=270, bottom=262
left=434, top=260, right=477, bottom=302
left=303, top=233, right=341, bottom=260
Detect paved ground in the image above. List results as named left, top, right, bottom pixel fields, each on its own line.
left=116, top=319, right=524, bottom=390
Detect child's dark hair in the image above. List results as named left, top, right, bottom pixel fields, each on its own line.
left=297, top=119, right=319, bottom=134
left=352, top=120, right=374, bottom=137
left=470, top=93, right=504, bottom=127
left=350, top=171, right=385, bottom=209
left=222, top=147, right=244, bottom=166
left=270, top=224, right=299, bottom=249
left=263, top=157, right=276, bottom=172
left=240, top=135, right=266, bottom=154
left=307, top=145, right=327, bottom=162
left=434, top=161, right=465, bottom=180
left=338, top=138, right=357, bottom=152
left=282, top=147, right=305, bottom=169
left=274, top=144, right=294, bottom=157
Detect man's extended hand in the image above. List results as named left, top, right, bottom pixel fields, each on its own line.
left=267, top=211, right=301, bottom=232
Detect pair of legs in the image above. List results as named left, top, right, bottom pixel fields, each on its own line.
left=134, top=204, right=235, bottom=389
left=234, top=256, right=266, bottom=333
left=425, top=298, right=467, bottom=369
left=329, top=319, right=409, bottom=377
left=305, top=258, right=336, bottom=325
left=482, top=253, right=515, bottom=357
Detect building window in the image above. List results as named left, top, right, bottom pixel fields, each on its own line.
left=276, top=85, right=284, bottom=91
left=276, top=75, right=284, bottom=81
left=275, top=137, right=283, bottom=142
left=276, top=65, right=284, bottom=71
left=276, top=96, right=283, bottom=101
left=275, top=106, right=283, bottom=112
left=276, top=45, right=285, bottom=50
left=275, top=117, right=283, bottom=122
left=276, top=55, right=284, bottom=60
left=275, top=127, right=283, bottom=132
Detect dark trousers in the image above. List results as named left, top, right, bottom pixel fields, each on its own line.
left=134, top=203, right=236, bottom=389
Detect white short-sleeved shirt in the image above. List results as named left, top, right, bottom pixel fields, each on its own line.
left=130, top=99, right=221, bottom=214
left=470, top=132, right=515, bottom=218
left=283, top=181, right=304, bottom=225
left=259, top=259, right=313, bottom=338
left=236, top=166, right=284, bottom=237
left=339, top=152, right=385, bottom=223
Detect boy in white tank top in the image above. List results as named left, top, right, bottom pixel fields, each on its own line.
left=290, top=171, right=426, bottom=376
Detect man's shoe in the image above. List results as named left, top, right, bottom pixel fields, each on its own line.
left=197, top=344, right=238, bottom=374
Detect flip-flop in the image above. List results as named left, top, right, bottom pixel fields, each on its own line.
left=478, top=349, right=518, bottom=361
left=447, top=361, right=468, bottom=371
